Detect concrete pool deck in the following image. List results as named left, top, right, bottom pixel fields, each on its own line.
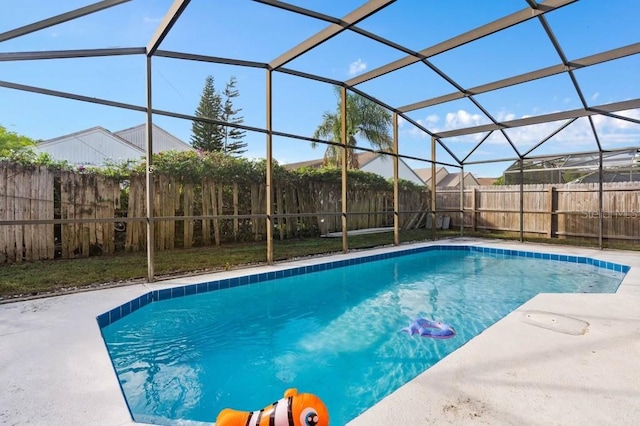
left=1, top=239, right=639, bottom=425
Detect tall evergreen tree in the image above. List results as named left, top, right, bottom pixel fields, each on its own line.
left=191, top=75, right=224, bottom=152
left=221, top=76, right=247, bottom=156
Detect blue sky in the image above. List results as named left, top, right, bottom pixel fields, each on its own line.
left=1, top=0, right=639, bottom=177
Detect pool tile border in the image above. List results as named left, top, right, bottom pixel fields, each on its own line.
left=96, top=245, right=630, bottom=328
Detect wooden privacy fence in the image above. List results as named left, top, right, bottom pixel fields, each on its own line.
left=60, top=172, right=121, bottom=258
left=0, top=164, right=121, bottom=263
left=124, top=174, right=428, bottom=252
left=5, top=165, right=636, bottom=264
left=438, top=182, right=640, bottom=242
left=0, top=165, right=54, bottom=263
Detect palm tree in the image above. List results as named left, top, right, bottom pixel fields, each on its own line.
left=312, top=86, right=392, bottom=169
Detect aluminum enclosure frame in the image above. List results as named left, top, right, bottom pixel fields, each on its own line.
left=1, top=0, right=638, bottom=279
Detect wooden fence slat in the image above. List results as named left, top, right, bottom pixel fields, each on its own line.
left=0, top=166, right=9, bottom=263
left=201, top=179, right=211, bottom=245
left=212, top=182, right=220, bottom=245
left=183, top=183, right=193, bottom=249
left=233, top=182, right=239, bottom=241
left=5, top=166, right=16, bottom=262
left=0, top=166, right=9, bottom=262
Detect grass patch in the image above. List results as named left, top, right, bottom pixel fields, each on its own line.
left=4, top=227, right=631, bottom=299
left=0, top=229, right=445, bottom=298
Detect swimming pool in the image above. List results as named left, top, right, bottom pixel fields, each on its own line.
left=98, top=245, right=628, bottom=425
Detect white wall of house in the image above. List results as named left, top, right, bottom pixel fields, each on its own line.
left=34, top=128, right=144, bottom=166
left=360, top=156, right=425, bottom=185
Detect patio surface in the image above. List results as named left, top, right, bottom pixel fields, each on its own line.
left=1, top=239, right=638, bottom=425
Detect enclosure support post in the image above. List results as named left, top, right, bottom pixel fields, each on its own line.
left=145, top=55, right=155, bottom=282
left=392, top=112, right=399, bottom=246
left=459, top=165, right=464, bottom=236
left=519, top=159, right=524, bottom=243
left=341, top=86, right=348, bottom=253
left=431, top=136, right=437, bottom=241
left=598, top=150, right=603, bottom=249
left=265, top=70, right=274, bottom=263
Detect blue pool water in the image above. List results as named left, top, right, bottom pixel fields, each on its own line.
left=100, top=248, right=627, bottom=425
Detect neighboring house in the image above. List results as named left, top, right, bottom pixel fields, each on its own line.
left=283, top=151, right=425, bottom=186
left=476, top=177, right=497, bottom=186
left=415, top=167, right=484, bottom=188
left=414, top=167, right=449, bottom=187
left=35, top=123, right=192, bottom=166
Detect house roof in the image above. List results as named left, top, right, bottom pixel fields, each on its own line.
left=114, top=123, right=192, bottom=151
left=436, top=172, right=466, bottom=187
left=41, top=123, right=192, bottom=153
left=282, top=157, right=325, bottom=170
left=283, top=151, right=380, bottom=170
left=38, top=126, right=139, bottom=150
left=414, top=167, right=483, bottom=188
left=37, top=126, right=143, bottom=152
left=476, top=177, right=497, bottom=186
left=414, top=167, right=447, bottom=183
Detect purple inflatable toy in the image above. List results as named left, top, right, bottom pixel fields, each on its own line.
left=401, top=318, right=456, bottom=339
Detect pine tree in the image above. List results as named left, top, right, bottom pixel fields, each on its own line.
left=191, top=76, right=224, bottom=152
left=221, top=76, right=247, bottom=156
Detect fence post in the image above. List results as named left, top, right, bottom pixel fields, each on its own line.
left=472, top=187, right=478, bottom=231
left=547, top=186, right=556, bottom=238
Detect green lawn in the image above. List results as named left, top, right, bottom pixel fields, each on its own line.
left=0, top=229, right=448, bottom=298
left=2, top=228, right=635, bottom=299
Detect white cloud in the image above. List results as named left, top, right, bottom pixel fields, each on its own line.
left=404, top=106, right=640, bottom=155
left=444, top=110, right=484, bottom=128
left=348, top=59, right=367, bottom=77
left=426, top=114, right=439, bottom=124
left=591, top=92, right=600, bottom=101
left=143, top=16, right=162, bottom=24
left=495, top=110, right=516, bottom=122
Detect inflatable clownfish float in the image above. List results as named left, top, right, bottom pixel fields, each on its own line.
left=215, top=388, right=329, bottom=426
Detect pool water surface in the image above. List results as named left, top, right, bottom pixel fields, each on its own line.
left=100, top=247, right=627, bottom=425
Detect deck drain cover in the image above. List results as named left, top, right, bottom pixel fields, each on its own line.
left=521, top=310, right=589, bottom=335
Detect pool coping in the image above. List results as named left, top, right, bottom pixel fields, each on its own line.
left=1, top=238, right=639, bottom=426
